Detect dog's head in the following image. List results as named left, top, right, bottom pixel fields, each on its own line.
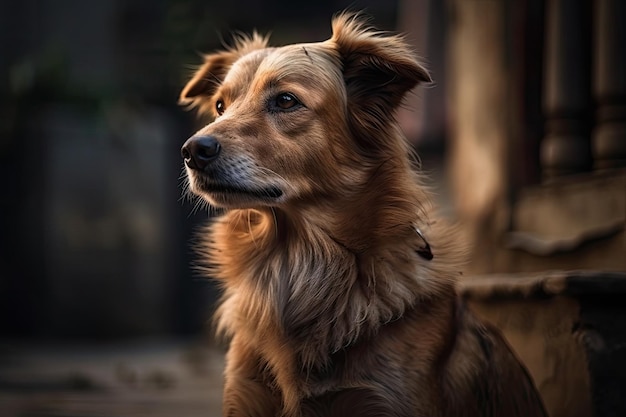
left=180, top=13, right=430, bottom=209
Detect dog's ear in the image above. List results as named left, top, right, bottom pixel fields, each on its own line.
left=179, top=33, right=269, bottom=112
left=331, top=13, right=431, bottom=132
left=179, top=51, right=237, bottom=106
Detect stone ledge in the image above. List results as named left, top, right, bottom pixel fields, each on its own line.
left=460, top=270, right=626, bottom=300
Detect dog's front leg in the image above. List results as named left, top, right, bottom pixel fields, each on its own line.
left=222, top=342, right=281, bottom=417
left=222, top=375, right=279, bottom=417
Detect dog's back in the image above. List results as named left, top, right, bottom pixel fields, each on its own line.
left=442, top=304, right=547, bottom=417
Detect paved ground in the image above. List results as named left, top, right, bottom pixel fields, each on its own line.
left=0, top=338, right=225, bottom=417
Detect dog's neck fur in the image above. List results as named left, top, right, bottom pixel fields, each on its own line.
left=209, top=155, right=455, bottom=358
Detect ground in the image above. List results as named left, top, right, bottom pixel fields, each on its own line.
left=0, top=338, right=224, bottom=417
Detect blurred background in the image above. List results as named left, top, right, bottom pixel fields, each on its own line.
left=0, top=0, right=624, bottom=416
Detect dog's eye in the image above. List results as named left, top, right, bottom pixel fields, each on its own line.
left=273, top=93, right=300, bottom=111
left=215, top=99, right=225, bottom=115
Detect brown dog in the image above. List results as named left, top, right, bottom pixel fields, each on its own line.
left=179, top=13, right=547, bottom=417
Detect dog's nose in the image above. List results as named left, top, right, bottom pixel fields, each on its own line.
left=181, top=135, right=221, bottom=171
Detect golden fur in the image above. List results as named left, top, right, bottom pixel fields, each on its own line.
left=179, top=13, right=547, bottom=417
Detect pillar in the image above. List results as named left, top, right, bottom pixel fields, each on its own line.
left=541, top=0, right=592, bottom=178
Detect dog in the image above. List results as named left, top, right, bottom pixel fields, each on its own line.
left=179, top=13, right=547, bottom=417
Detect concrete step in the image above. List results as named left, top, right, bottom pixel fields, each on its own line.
left=461, top=270, right=626, bottom=417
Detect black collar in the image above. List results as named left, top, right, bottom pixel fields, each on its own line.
left=414, top=227, right=433, bottom=261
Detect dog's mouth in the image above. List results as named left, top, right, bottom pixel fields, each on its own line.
left=186, top=164, right=285, bottom=207
left=190, top=172, right=284, bottom=201
left=203, top=182, right=283, bottom=199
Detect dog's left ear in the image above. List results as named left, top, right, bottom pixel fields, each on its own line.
left=331, top=14, right=431, bottom=130
left=179, top=33, right=269, bottom=114
left=179, top=50, right=238, bottom=108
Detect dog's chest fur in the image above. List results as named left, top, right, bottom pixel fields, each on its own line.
left=206, top=208, right=456, bottom=414
left=211, top=209, right=442, bottom=350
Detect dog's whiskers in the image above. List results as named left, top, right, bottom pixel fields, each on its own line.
left=188, top=196, right=204, bottom=217
left=256, top=166, right=289, bottom=188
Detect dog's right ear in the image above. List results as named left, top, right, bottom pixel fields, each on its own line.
left=179, top=33, right=269, bottom=113
left=330, top=13, right=431, bottom=142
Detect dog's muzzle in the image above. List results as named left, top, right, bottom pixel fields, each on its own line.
left=181, top=135, right=221, bottom=171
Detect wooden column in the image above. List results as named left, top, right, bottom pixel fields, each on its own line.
left=541, top=0, right=592, bottom=178
left=592, top=0, right=626, bottom=169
